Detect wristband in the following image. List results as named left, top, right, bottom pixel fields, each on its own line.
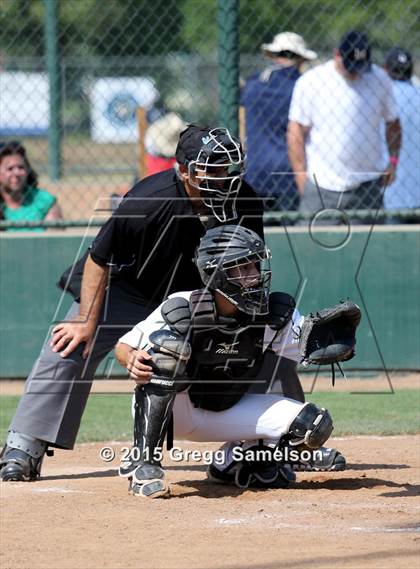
left=389, top=156, right=399, bottom=167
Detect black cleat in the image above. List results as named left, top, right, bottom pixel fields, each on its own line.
left=291, top=447, right=346, bottom=472
left=207, top=460, right=295, bottom=489
left=119, top=457, right=139, bottom=478
left=129, top=462, right=169, bottom=498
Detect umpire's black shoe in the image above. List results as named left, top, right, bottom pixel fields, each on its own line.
left=291, top=446, right=346, bottom=472
left=0, top=447, right=42, bottom=482
left=130, top=462, right=169, bottom=498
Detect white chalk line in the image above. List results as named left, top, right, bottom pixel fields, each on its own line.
left=31, top=486, right=94, bottom=494
left=351, top=526, right=420, bottom=533
left=215, top=514, right=420, bottom=534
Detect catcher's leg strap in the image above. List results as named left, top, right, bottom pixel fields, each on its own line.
left=287, top=402, right=333, bottom=450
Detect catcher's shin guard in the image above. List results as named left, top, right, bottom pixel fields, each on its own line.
left=120, top=328, right=190, bottom=482
left=118, top=404, right=170, bottom=479
left=118, top=385, right=176, bottom=479
left=125, top=384, right=175, bottom=497
left=133, top=384, right=175, bottom=466
left=0, top=431, right=47, bottom=482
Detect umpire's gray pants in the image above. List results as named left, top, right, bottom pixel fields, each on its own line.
left=9, top=296, right=152, bottom=449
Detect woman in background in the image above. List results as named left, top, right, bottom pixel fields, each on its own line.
left=0, top=141, right=62, bottom=231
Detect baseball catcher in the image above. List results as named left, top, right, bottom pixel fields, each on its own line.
left=115, top=225, right=361, bottom=498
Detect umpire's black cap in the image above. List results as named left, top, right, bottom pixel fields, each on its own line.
left=385, top=47, right=413, bottom=81
left=175, top=124, right=213, bottom=164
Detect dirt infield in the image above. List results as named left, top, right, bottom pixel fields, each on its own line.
left=1, top=435, right=419, bottom=569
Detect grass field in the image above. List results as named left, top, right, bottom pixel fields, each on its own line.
left=1, top=389, right=419, bottom=444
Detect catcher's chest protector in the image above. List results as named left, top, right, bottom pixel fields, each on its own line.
left=188, top=289, right=265, bottom=371
left=186, top=290, right=267, bottom=411
left=161, top=290, right=293, bottom=411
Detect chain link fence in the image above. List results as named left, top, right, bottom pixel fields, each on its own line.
left=1, top=0, right=419, bottom=223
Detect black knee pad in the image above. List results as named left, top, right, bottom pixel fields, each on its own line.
left=288, top=403, right=333, bottom=450
left=148, top=329, right=191, bottom=391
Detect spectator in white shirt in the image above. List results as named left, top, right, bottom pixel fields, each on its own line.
left=287, top=31, right=401, bottom=224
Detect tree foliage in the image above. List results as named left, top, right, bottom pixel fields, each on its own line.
left=0, top=0, right=418, bottom=60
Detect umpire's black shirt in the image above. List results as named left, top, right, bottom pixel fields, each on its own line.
left=88, top=169, right=263, bottom=308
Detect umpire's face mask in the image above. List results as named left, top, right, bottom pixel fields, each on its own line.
left=188, top=139, right=245, bottom=222
left=188, top=156, right=245, bottom=222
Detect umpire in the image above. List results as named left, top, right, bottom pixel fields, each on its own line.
left=0, top=125, right=271, bottom=481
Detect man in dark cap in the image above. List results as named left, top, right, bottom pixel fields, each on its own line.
left=385, top=47, right=414, bottom=82
left=384, top=47, right=420, bottom=217
left=288, top=31, right=402, bottom=223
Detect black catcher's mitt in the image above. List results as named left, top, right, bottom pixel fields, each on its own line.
left=299, top=301, right=362, bottom=366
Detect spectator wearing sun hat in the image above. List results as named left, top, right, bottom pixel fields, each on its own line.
left=240, top=32, right=317, bottom=214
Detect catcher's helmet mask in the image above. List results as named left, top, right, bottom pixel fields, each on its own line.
left=195, top=225, right=272, bottom=315
left=186, top=128, right=245, bottom=222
